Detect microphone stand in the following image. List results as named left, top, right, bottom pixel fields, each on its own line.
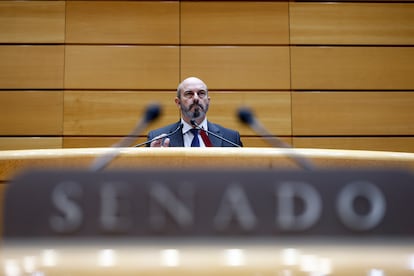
left=134, top=123, right=183, bottom=147
left=90, top=103, right=161, bottom=172
left=238, top=107, right=315, bottom=170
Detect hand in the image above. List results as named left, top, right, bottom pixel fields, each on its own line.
left=150, top=134, right=170, bottom=147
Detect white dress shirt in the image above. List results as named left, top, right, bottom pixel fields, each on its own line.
left=181, top=118, right=208, bottom=147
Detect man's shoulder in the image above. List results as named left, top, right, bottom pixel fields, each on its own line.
left=208, top=121, right=240, bottom=135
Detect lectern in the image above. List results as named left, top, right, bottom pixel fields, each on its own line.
left=1, top=148, right=414, bottom=275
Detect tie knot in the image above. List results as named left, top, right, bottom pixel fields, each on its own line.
left=190, top=128, right=199, bottom=135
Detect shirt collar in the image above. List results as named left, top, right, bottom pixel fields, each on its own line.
left=181, top=117, right=208, bottom=134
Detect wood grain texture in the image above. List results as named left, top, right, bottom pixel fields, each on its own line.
left=63, top=91, right=291, bottom=136
left=64, top=46, right=179, bottom=89
left=293, top=137, right=414, bottom=153
left=181, top=46, right=290, bottom=90
left=0, top=91, right=63, bottom=135
left=291, top=46, right=414, bottom=90
left=0, top=45, right=64, bottom=89
left=63, top=137, right=142, bottom=148
left=292, top=91, right=414, bottom=135
left=63, top=136, right=292, bottom=149
left=64, top=91, right=180, bottom=135
left=66, top=1, right=179, bottom=44
left=0, top=137, right=62, bottom=150
left=2, top=148, right=414, bottom=183
left=181, top=1, right=289, bottom=44
left=0, top=1, right=65, bottom=43
left=290, top=3, right=414, bottom=45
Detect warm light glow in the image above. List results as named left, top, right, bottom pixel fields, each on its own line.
left=300, top=254, right=318, bottom=272
left=319, top=257, right=332, bottom=275
left=409, top=254, right=414, bottom=270
left=160, top=249, right=180, bottom=267
left=22, top=256, right=37, bottom=273
left=98, top=249, right=117, bottom=267
left=4, top=259, right=20, bottom=276
left=224, top=249, right=245, bottom=267
left=41, top=249, right=58, bottom=267
left=368, top=269, right=384, bottom=276
left=282, top=248, right=299, bottom=266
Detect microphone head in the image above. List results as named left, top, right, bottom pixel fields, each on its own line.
left=190, top=119, right=197, bottom=127
left=237, top=107, right=255, bottom=125
left=144, top=103, right=161, bottom=123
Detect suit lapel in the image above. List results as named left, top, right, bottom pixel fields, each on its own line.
left=207, top=122, right=222, bottom=147
left=168, top=122, right=184, bottom=147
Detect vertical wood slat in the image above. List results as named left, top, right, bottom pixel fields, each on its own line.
left=291, top=47, right=414, bottom=90
left=0, top=46, right=64, bottom=89
left=66, top=1, right=179, bottom=44
left=64, top=46, right=179, bottom=89
left=290, top=3, right=414, bottom=45
left=0, top=1, right=65, bottom=43
left=292, top=92, right=414, bottom=136
left=181, top=46, right=291, bottom=90
left=181, top=1, right=289, bottom=45
left=0, top=91, right=63, bottom=135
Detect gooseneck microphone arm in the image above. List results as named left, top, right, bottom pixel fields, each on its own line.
left=90, top=103, right=161, bottom=172
left=134, top=123, right=183, bottom=147
left=190, top=119, right=241, bottom=148
left=237, top=107, right=315, bottom=170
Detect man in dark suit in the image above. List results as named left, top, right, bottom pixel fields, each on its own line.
left=147, top=77, right=243, bottom=147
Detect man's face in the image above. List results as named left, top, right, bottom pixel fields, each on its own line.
left=176, top=79, right=210, bottom=121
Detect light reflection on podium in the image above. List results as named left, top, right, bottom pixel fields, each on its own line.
left=3, top=240, right=414, bottom=275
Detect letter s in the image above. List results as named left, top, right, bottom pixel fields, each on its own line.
left=49, top=181, right=83, bottom=233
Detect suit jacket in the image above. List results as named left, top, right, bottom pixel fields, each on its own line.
left=147, top=121, right=243, bottom=147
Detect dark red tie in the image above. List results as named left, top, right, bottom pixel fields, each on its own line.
left=200, top=129, right=212, bottom=147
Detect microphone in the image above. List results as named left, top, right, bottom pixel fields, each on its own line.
left=190, top=119, right=241, bottom=148
left=237, top=107, right=314, bottom=170
left=90, top=103, right=161, bottom=171
left=134, top=123, right=183, bottom=147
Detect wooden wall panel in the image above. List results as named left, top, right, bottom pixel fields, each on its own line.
left=241, top=137, right=293, bottom=148
left=0, top=91, right=63, bottom=135
left=0, top=46, right=64, bottom=89
left=181, top=46, right=290, bottom=90
left=66, top=1, right=179, bottom=44
left=292, top=92, right=414, bottom=136
left=0, top=138, right=62, bottom=150
left=64, top=46, right=179, bottom=89
left=240, top=92, right=291, bottom=136
left=206, top=91, right=290, bottom=136
left=293, top=137, right=414, bottom=153
left=0, top=0, right=412, bottom=153
left=291, top=47, right=414, bottom=90
left=0, top=1, right=65, bottom=43
left=290, top=3, right=414, bottom=45
left=63, top=91, right=291, bottom=137
left=63, top=136, right=292, bottom=149
left=181, top=1, right=289, bottom=44
left=64, top=91, right=180, bottom=135
left=63, top=137, right=140, bottom=148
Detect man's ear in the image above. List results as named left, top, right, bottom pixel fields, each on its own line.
left=174, top=97, right=180, bottom=107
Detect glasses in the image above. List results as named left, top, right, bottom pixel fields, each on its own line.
left=182, top=90, right=207, bottom=99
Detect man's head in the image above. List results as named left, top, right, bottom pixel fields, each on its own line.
left=175, top=77, right=210, bottom=124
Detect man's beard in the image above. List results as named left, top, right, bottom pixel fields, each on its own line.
left=181, top=102, right=209, bottom=119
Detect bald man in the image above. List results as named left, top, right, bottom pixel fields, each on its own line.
left=147, top=77, right=243, bottom=147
